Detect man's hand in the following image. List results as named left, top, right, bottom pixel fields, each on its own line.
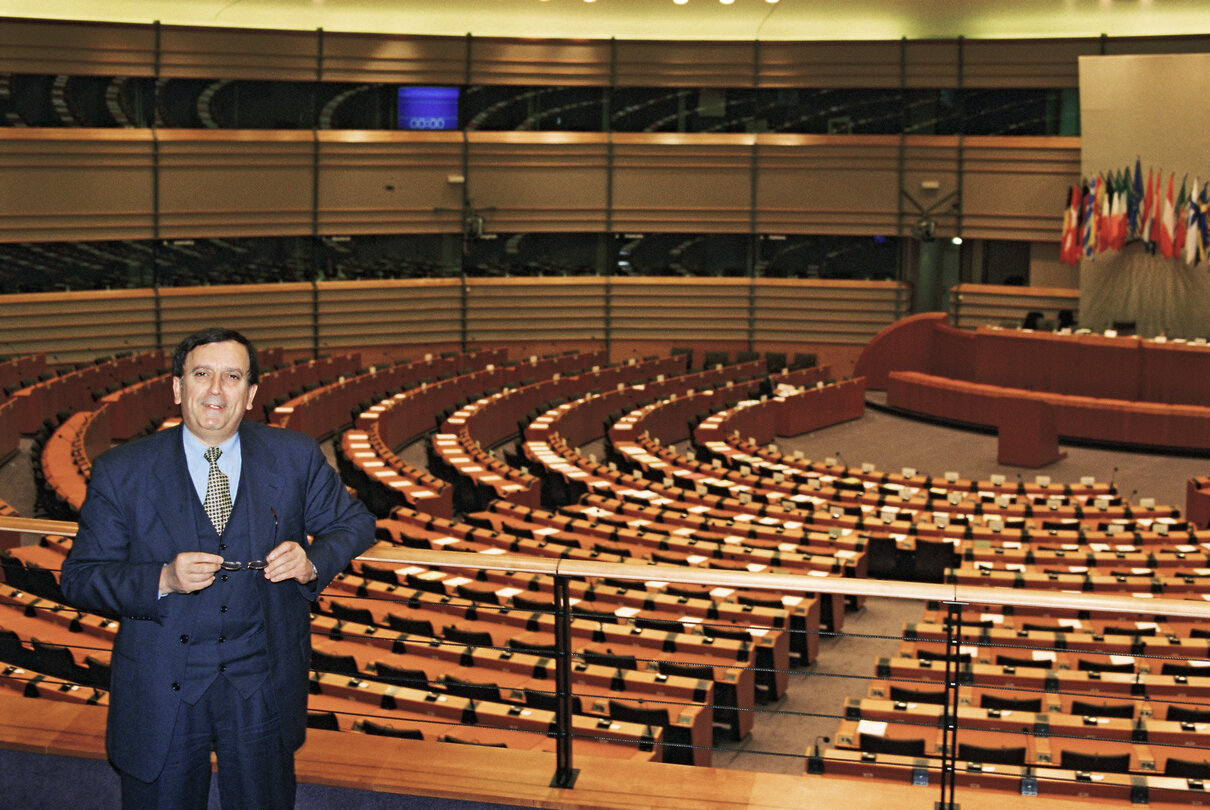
left=264, top=541, right=316, bottom=584
left=160, top=552, right=224, bottom=595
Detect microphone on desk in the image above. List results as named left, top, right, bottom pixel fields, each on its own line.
left=1016, top=472, right=1027, bottom=496
left=1123, top=489, right=1138, bottom=519
left=807, top=735, right=831, bottom=774
left=835, top=450, right=849, bottom=471
left=1109, top=466, right=1119, bottom=494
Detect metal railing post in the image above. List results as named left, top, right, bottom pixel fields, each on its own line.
left=938, top=600, right=964, bottom=810
left=550, top=572, right=579, bottom=788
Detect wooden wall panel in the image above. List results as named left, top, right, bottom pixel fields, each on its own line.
left=467, top=133, right=611, bottom=232
left=612, top=135, right=754, bottom=232
left=318, top=132, right=464, bottom=235
left=158, top=26, right=320, bottom=81
left=7, top=17, right=1206, bottom=92
left=961, top=137, right=1080, bottom=241
left=962, top=39, right=1094, bottom=88
left=949, top=283, right=1079, bottom=330
left=0, top=18, right=156, bottom=76
left=323, top=33, right=468, bottom=84
left=316, top=279, right=463, bottom=348
left=753, top=279, right=908, bottom=344
left=0, top=288, right=157, bottom=362
left=157, top=131, right=314, bottom=237
left=614, top=41, right=758, bottom=88
left=158, top=283, right=316, bottom=350
left=609, top=278, right=751, bottom=342
left=0, top=130, right=154, bottom=241
left=465, top=278, right=606, bottom=343
left=755, top=135, right=900, bottom=235
left=758, top=41, right=902, bottom=89
left=0, top=130, right=1082, bottom=242
left=469, top=38, right=613, bottom=86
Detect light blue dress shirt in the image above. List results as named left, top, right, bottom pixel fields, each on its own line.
left=181, top=428, right=242, bottom=508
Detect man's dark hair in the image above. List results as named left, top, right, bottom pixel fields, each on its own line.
left=171, top=327, right=260, bottom=385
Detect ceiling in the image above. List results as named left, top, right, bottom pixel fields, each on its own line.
left=5, top=0, right=1209, bottom=42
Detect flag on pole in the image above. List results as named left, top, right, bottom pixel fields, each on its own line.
left=1082, top=177, right=1099, bottom=259
left=1141, top=168, right=1155, bottom=245
left=1174, top=176, right=1188, bottom=258
left=1160, top=172, right=1176, bottom=259
left=1184, top=179, right=1200, bottom=266
left=1128, top=158, right=1143, bottom=241
left=1060, top=185, right=1082, bottom=266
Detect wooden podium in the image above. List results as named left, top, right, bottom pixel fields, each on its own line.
left=997, top=397, right=1066, bottom=468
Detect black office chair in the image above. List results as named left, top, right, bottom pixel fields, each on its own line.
left=1070, top=699, right=1134, bottom=718
left=1022, top=310, right=1043, bottom=330
left=1059, top=750, right=1132, bottom=774
left=326, top=600, right=375, bottom=626
left=980, top=693, right=1042, bottom=712
left=362, top=721, right=424, bottom=740
left=306, top=711, right=340, bottom=731
left=858, top=734, right=927, bottom=758
left=958, top=743, right=1027, bottom=766
left=310, top=649, right=360, bottom=678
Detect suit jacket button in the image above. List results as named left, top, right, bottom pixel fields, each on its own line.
left=218, top=635, right=226, bottom=643
left=220, top=605, right=228, bottom=613
left=171, top=682, right=180, bottom=691
left=179, top=635, right=189, bottom=644
left=219, top=664, right=227, bottom=673
left=220, top=574, right=229, bottom=582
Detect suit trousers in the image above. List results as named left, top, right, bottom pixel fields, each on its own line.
left=118, top=675, right=296, bottom=810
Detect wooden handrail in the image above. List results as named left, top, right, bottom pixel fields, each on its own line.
left=10, top=515, right=1210, bottom=621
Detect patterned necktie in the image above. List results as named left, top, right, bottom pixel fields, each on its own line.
left=203, top=447, right=232, bottom=535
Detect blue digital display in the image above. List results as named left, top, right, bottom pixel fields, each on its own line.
left=397, top=86, right=459, bottom=130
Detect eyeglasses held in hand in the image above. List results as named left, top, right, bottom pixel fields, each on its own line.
left=220, top=559, right=267, bottom=571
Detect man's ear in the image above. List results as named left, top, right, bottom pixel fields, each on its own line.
left=244, top=383, right=259, bottom=412
left=172, top=376, right=182, bottom=405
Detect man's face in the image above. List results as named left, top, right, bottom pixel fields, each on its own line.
left=172, top=340, right=258, bottom=446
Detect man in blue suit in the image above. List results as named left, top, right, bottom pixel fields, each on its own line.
left=62, top=327, right=376, bottom=809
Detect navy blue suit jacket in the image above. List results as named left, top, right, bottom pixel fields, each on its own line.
left=61, top=421, right=375, bottom=783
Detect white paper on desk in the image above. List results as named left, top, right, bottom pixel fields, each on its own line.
left=1067, top=566, right=1089, bottom=574
left=673, top=527, right=695, bottom=537
left=723, top=536, right=743, bottom=545
left=1131, top=568, right=1152, bottom=575
left=686, top=555, right=708, bottom=565
left=856, top=720, right=888, bottom=737
left=1031, top=650, right=1057, bottom=662
left=978, top=613, right=1004, bottom=624
left=496, top=587, right=522, bottom=599
left=443, top=576, right=472, bottom=588
left=782, top=595, right=804, bottom=607
left=679, top=615, right=702, bottom=625
left=711, top=587, right=735, bottom=598
left=1058, top=619, right=1081, bottom=628
left=645, top=581, right=668, bottom=589
left=959, top=645, right=978, bottom=656
left=432, top=537, right=460, bottom=547
left=1187, top=660, right=1210, bottom=668
left=1109, top=655, right=1136, bottom=666
left=778, top=543, right=798, bottom=552
left=807, top=569, right=828, bottom=577
left=614, top=606, right=640, bottom=619
left=478, top=548, right=506, bottom=555
left=688, top=505, right=710, bottom=514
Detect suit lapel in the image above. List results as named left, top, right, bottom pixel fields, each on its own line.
left=238, top=423, right=284, bottom=560
left=149, top=426, right=195, bottom=555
